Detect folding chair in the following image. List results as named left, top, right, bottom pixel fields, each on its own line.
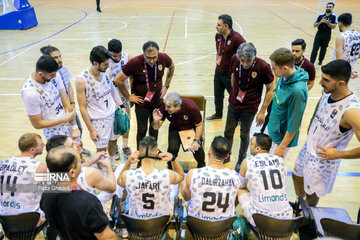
left=186, top=215, right=237, bottom=240
left=297, top=196, right=355, bottom=239
left=321, top=217, right=360, bottom=240
left=0, top=212, right=47, bottom=240
left=252, top=213, right=304, bottom=240
left=180, top=95, right=206, bottom=146
left=120, top=213, right=171, bottom=240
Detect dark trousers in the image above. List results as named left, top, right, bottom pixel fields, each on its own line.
left=167, top=125, right=205, bottom=168
left=260, top=100, right=273, bottom=133
left=214, top=68, right=232, bottom=117
left=224, top=105, right=256, bottom=164
left=135, top=105, right=158, bottom=148
left=96, top=0, right=100, bottom=9
left=310, top=31, right=331, bottom=64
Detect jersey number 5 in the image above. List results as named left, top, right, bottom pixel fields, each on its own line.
left=142, top=193, right=155, bottom=209
left=202, top=192, right=230, bottom=213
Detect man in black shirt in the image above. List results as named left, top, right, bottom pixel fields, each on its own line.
left=310, top=2, right=337, bottom=65
left=40, top=146, right=117, bottom=240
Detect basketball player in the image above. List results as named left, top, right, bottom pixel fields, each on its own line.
left=118, top=136, right=184, bottom=219
left=76, top=46, right=117, bottom=164
left=41, top=45, right=91, bottom=156
left=237, top=133, right=293, bottom=226
left=0, top=133, right=47, bottom=218
left=293, top=60, right=360, bottom=206
left=107, top=39, right=132, bottom=157
left=182, top=136, right=240, bottom=221
left=46, top=135, right=116, bottom=197
left=333, top=13, right=360, bottom=78
left=21, top=55, right=79, bottom=140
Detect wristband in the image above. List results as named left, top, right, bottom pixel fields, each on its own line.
left=71, top=125, right=79, bottom=130
left=70, top=102, right=75, bottom=104
left=193, top=139, right=201, bottom=145
left=164, top=84, right=169, bottom=88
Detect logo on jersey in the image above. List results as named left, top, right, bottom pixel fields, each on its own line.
left=330, top=109, right=338, bottom=119
left=252, top=72, right=257, bottom=78
left=184, top=115, right=188, bottom=120
left=158, top=64, right=163, bottom=71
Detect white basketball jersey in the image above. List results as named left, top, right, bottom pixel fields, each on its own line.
left=307, top=93, right=360, bottom=156
left=0, top=157, right=41, bottom=215
left=333, top=30, right=360, bottom=70
left=21, top=76, right=69, bottom=138
left=246, top=153, right=293, bottom=219
left=77, top=167, right=96, bottom=196
left=188, top=166, right=240, bottom=221
left=109, top=53, right=130, bottom=107
left=126, top=168, right=171, bottom=219
left=79, top=67, right=116, bottom=120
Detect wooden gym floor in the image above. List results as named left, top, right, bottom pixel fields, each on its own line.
left=0, top=0, right=359, bottom=221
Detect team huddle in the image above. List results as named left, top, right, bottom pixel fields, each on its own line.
left=1, top=4, right=360, bottom=239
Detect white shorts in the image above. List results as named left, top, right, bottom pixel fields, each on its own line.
left=43, top=122, right=72, bottom=140
left=90, top=113, right=115, bottom=149
left=294, top=142, right=341, bottom=197
left=269, top=142, right=291, bottom=160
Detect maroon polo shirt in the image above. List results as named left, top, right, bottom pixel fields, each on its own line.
left=159, top=98, right=202, bottom=131
left=295, top=57, right=316, bottom=82
left=229, top=55, right=274, bottom=112
left=122, top=53, right=173, bottom=108
left=215, top=30, right=246, bottom=73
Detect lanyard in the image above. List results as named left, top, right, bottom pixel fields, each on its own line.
left=238, top=58, right=257, bottom=92
left=298, top=57, right=305, bottom=68
left=144, top=61, right=157, bottom=90
left=217, top=36, right=229, bottom=56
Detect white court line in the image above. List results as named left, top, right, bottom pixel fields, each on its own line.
left=175, top=52, right=216, bottom=66
left=93, top=15, right=187, bottom=18
left=185, top=16, right=188, bottom=39
left=289, top=1, right=360, bottom=29
left=83, top=22, right=127, bottom=33
left=0, top=41, right=43, bottom=67
left=0, top=94, right=21, bottom=96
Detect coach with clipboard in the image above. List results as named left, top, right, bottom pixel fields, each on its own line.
left=152, top=92, right=205, bottom=169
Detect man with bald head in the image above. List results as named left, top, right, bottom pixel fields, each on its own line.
left=40, top=146, right=117, bottom=240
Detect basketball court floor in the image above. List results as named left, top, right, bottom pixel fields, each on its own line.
left=0, top=0, right=359, bottom=221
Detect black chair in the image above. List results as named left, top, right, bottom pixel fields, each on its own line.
left=321, top=218, right=360, bottom=240
left=252, top=213, right=304, bottom=240
left=186, top=215, right=237, bottom=240
left=0, top=212, right=47, bottom=240
left=297, top=197, right=354, bottom=239
left=120, top=213, right=170, bottom=240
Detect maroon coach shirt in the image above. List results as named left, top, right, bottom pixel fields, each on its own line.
left=215, top=29, right=246, bottom=73
left=295, top=57, right=316, bottom=82
left=229, top=55, right=274, bottom=112
left=122, top=52, right=172, bottom=108
left=159, top=98, right=202, bottom=131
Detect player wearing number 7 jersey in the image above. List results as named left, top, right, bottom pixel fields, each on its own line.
left=182, top=136, right=240, bottom=221
left=76, top=46, right=116, bottom=153
left=333, top=13, right=360, bottom=78
left=293, top=60, right=360, bottom=206
left=118, top=136, right=184, bottom=219
left=237, top=133, right=292, bottom=226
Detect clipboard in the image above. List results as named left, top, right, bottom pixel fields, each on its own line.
left=178, top=129, right=196, bottom=152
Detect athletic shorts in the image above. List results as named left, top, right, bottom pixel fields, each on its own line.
left=43, top=122, right=71, bottom=140
left=294, top=142, right=341, bottom=197
left=90, top=113, right=115, bottom=149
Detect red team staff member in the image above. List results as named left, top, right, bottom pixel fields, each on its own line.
left=207, top=14, right=246, bottom=120
left=291, top=39, right=316, bottom=91
left=114, top=41, right=175, bottom=148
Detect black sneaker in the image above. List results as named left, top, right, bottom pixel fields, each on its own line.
left=206, top=114, right=222, bottom=120
left=97, top=7, right=102, bottom=12
left=318, top=61, right=322, bottom=65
